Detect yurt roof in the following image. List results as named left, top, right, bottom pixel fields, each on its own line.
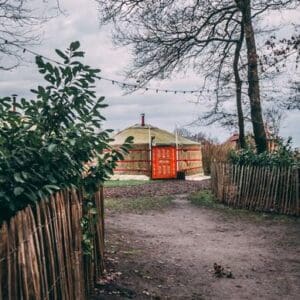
left=111, top=124, right=200, bottom=146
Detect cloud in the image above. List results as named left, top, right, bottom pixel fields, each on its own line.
left=0, top=0, right=299, bottom=146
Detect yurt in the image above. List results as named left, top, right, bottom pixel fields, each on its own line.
left=111, top=114, right=203, bottom=179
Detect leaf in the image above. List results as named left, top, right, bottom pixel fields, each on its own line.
left=44, top=74, right=55, bottom=85
left=125, top=136, right=134, bottom=144
left=47, top=144, right=57, bottom=153
left=14, top=187, right=24, bottom=196
left=55, top=49, right=70, bottom=62
left=35, top=56, right=44, bottom=68
left=72, top=51, right=85, bottom=57
left=70, top=41, right=80, bottom=51
left=44, top=185, right=60, bottom=194
left=88, top=207, right=98, bottom=215
left=44, top=185, right=60, bottom=190
left=14, top=173, right=25, bottom=183
left=115, top=152, right=124, bottom=160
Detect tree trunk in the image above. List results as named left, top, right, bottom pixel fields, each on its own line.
left=233, top=21, right=246, bottom=149
left=237, top=0, right=268, bottom=153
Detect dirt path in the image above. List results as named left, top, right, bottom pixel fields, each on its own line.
left=95, top=189, right=300, bottom=299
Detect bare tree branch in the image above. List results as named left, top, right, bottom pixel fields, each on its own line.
left=96, top=0, right=300, bottom=152
left=0, top=0, right=62, bottom=69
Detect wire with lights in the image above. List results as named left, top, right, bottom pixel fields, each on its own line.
left=1, top=37, right=298, bottom=95
left=0, top=37, right=205, bottom=95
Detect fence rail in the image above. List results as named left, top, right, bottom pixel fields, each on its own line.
left=211, top=163, right=300, bottom=216
left=0, top=188, right=105, bottom=300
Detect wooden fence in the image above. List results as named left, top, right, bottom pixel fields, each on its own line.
left=211, top=163, right=300, bottom=216
left=0, top=188, right=105, bottom=300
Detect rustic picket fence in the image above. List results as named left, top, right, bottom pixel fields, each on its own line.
left=211, top=163, right=300, bottom=216
left=0, top=188, right=105, bottom=300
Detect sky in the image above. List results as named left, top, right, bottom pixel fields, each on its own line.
left=0, top=0, right=299, bottom=146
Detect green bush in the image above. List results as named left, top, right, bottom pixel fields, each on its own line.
left=229, top=138, right=299, bottom=167
left=0, top=41, right=132, bottom=223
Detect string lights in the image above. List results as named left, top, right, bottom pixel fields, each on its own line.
left=97, top=75, right=203, bottom=95
left=1, top=37, right=295, bottom=96
left=0, top=37, right=203, bottom=95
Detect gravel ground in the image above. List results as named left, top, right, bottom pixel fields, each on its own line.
left=103, top=179, right=210, bottom=199
left=94, top=180, right=300, bottom=300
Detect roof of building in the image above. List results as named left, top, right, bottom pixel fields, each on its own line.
left=111, top=124, right=200, bottom=146
left=227, top=128, right=274, bottom=144
left=227, top=132, right=240, bottom=143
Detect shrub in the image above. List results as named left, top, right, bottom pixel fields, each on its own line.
left=201, top=142, right=232, bottom=175
left=229, top=137, right=299, bottom=167
left=0, top=41, right=132, bottom=223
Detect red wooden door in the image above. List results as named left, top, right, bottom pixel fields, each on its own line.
left=152, top=146, right=177, bottom=179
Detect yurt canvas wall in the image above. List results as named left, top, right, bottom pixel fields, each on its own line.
left=177, top=145, right=202, bottom=176
left=114, top=143, right=151, bottom=176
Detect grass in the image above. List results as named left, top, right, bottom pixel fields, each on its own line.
left=105, top=195, right=173, bottom=213
left=189, top=190, right=219, bottom=208
left=189, top=190, right=300, bottom=223
left=104, top=180, right=152, bottom=188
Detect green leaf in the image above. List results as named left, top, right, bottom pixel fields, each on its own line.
left=70, top=41, right=80, bottom=51
left=125, top=136, right=134, bottom=144
left=14, top=173, right=25, bottom=183
left=14, top=187, right=24, bottom=196
left=55, top=49, right=70, bottom=62
left=44, top=185, right=60, bottom=190
left=72, top=51, right=85, bottom=57
left=44, top=185, right=60, bottom=194
left=88, top=207, right=98, bottom=215
left=47, top=144, right=57, bottom=152
left=35, top=56, right=44, bottom=67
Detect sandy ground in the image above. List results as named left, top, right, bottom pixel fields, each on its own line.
left=94, top=185, right=300, bottom=300
left=109, top=175, right=150, bottom=181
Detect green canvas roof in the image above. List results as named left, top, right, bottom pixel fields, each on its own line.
left=111, top=124, right=200, bottom=146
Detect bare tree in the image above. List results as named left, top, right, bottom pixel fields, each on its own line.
left=96, top=0, right=299, bottom=153
left=262, top=33, right=300, bottom=110
left=196, top=24, right=299, bottom=148
left=288, top=81, right=300, bottom=109
left=264, top=107, right=286, bottom=136
left=175, top=127, right=215, bottom=144
left=233, top=21, right=246, bottom=148
left=0, top=0, right=62, bottom=69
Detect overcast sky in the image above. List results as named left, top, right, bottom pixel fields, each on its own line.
left=0, top=0, right=299, bottom=146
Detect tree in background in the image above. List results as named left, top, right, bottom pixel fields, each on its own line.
left=199, top=30, right=300, bottom=147
left=262, top=33, right=300, bottom=111
left=175, top=127, right=216, bottom=144
left=175, top=126, right=230, bottom=174
left=96, top=0, right=300, bottom=153
left=0, top=0, right=61, bottom=69
left=287, top=81, right=300, bottom=109
left=264, top=107, right=286, bottom=137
